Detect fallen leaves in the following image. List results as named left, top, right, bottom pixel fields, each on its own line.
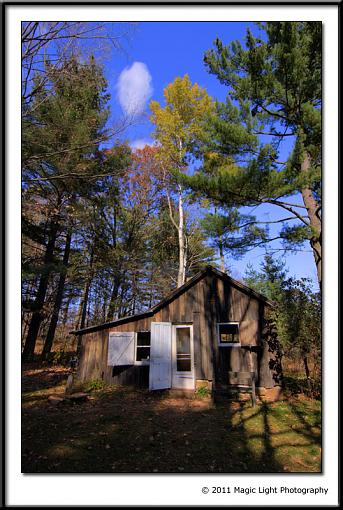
left=22, top=365, right=322, bottom=474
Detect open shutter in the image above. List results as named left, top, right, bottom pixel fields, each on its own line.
left=149, top=322, right=172, bottom=390
left=108, top=332, right=135, bottom=366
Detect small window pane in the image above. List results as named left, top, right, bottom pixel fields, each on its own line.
left=176, top=328, right=190, bottom=354
left=137, top=331, right=151, bottom=346
left=219, top=324, right=239, bottom=343
left=177, top=358, right=191, bottom=371
left=136, top=347, right=150, bottom=361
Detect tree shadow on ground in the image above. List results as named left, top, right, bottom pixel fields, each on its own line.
left=22, top=379, right=321, bottom=474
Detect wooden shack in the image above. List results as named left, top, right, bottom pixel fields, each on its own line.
left=71, top=266, right=281, bottom=397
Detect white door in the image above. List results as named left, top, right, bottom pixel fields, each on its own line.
left=172, top=325, right=195, bottom=390
left=149, top=322, right=172, bottom=390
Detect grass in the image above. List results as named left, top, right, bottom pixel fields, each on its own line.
left=22, top=365, right=321, bottom=473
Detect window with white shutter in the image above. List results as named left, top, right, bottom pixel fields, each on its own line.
left=107, top=332, right=135, bottom=366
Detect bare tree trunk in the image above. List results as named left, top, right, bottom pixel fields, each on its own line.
left=303, top=356, right=312, bottom=392
left=22, top=219, right=59, bottom=361
left=61, top=293, right=72, bottom=328
left=80, top=250, right=94, bottom=329
left=106, top=276, right=121, bottom=321
left=303, top=356, right=310, bottom=379
left=75, top=249, right=94, bottom=354
left=301, top=152, right=322, bottom=289
left=177, top=185, right=187, bottom=287
left=106, top=204, right=120, bottom=321
left=42, top=230, right=72, bottom=359
left=219, top=237, right=225, bottom=272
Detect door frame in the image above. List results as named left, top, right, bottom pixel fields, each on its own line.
left=171, top=324, right=195, bottom=390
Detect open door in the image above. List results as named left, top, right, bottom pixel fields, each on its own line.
left=149, top=322, right=172, bottom=390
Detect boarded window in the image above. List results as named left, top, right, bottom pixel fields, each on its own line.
left=108, top=332, right=135, bottom=366
left=136, top=331, right=151, bottom=361
left=218, top=323, right=240, bottom=344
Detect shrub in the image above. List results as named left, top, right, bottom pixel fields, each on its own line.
left=195, top=386, right=211, bottom=398
left=283, top=375, right=321, bottom=400
left=46, top=351, right=75, bottom=367
left=85, top=379, right=107, bottom=392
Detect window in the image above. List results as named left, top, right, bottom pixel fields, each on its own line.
left=218, top=323, right=240, bottom=345
left=108, top=332, right=135, bottom=366
left=136, top=331, right=151, bottom=362
left=176, top=327, right=191, bottom=372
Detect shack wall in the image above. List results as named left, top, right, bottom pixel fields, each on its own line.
left=76, top=273, right=268, bottom=388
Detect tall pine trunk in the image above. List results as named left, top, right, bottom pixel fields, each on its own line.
left=42, top=230, right=72, bottom=359
left=106, top=275, right=121, bottom=321
left=106, top=204, right=119, bottom=320
left=22, top=220, right=59, bottom=361
left=80, top=259, right=93, bottom=330
left=301, top=152, right=322, bottom=289
left=76, top=249, right=94, bottom=353
left=61, top=293, right=72, bottom=328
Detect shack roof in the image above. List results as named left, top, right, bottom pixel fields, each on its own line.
left=70, top=265, right=272, bottom=336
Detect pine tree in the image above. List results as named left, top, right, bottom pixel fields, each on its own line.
left=244, top=253, right=288, bottom=302
left=22, top=56, right=118, bottom=360
left=200, top=208, right=267, bottom=272
left=244, top=254, right=321, bottom=384
left=184, top=22, right=322, bottom=287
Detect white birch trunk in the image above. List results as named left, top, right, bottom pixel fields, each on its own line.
left=177, top=184, right=186, bottom=287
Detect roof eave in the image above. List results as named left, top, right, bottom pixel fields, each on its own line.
left=70, top=310, right=153, bottom=336
left=70, top=265, right=273, bottom=336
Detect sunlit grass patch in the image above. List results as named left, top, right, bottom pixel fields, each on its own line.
left=22, top=366, right=322, bottom=473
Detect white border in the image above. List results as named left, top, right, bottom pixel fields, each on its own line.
left=6, top=5, right=339, bottom=507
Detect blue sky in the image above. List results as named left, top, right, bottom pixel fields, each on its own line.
left=101, top=21, right=318, bottom=287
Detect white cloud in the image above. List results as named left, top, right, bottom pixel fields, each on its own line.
left=130, top=138, right=154, bottom=150
left=117, top=62, right=153, bottom=116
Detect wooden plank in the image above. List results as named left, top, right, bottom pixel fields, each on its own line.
left=209, top=275, right=219, bottom=387
left=203, top=276, right=215, bottom=382
left=240, top=298, right=259, bottom=346
left=189, top=285, right=196, bottom=317
left=192, top=280, right=201, bottom=313
left=84, top=336, right=93, bottom=381
left=192, top=311, right=203, bottom=379
left=216, top=277, right=225, bottom=322
left=170, top=295, right=179, bottom=323
left=154, top=309, right=163, bottom=322
left=198, top=280, right=209, bottom=380
left=162, top=305, right=170, bottom=322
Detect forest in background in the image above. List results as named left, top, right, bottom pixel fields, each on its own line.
left=21, top=21, right=321, bottom=391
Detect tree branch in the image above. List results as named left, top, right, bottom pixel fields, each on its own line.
left=263, top=199, right=310, bottom=225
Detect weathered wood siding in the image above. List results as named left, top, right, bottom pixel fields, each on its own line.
left=78, top=326, right=150, bottom=386
left=76, top=272, right=267, bottom=388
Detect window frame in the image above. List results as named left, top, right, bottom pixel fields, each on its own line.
left=217, top=322, right=241, bottom=347
left=134, top=331, right=151, bottom=365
